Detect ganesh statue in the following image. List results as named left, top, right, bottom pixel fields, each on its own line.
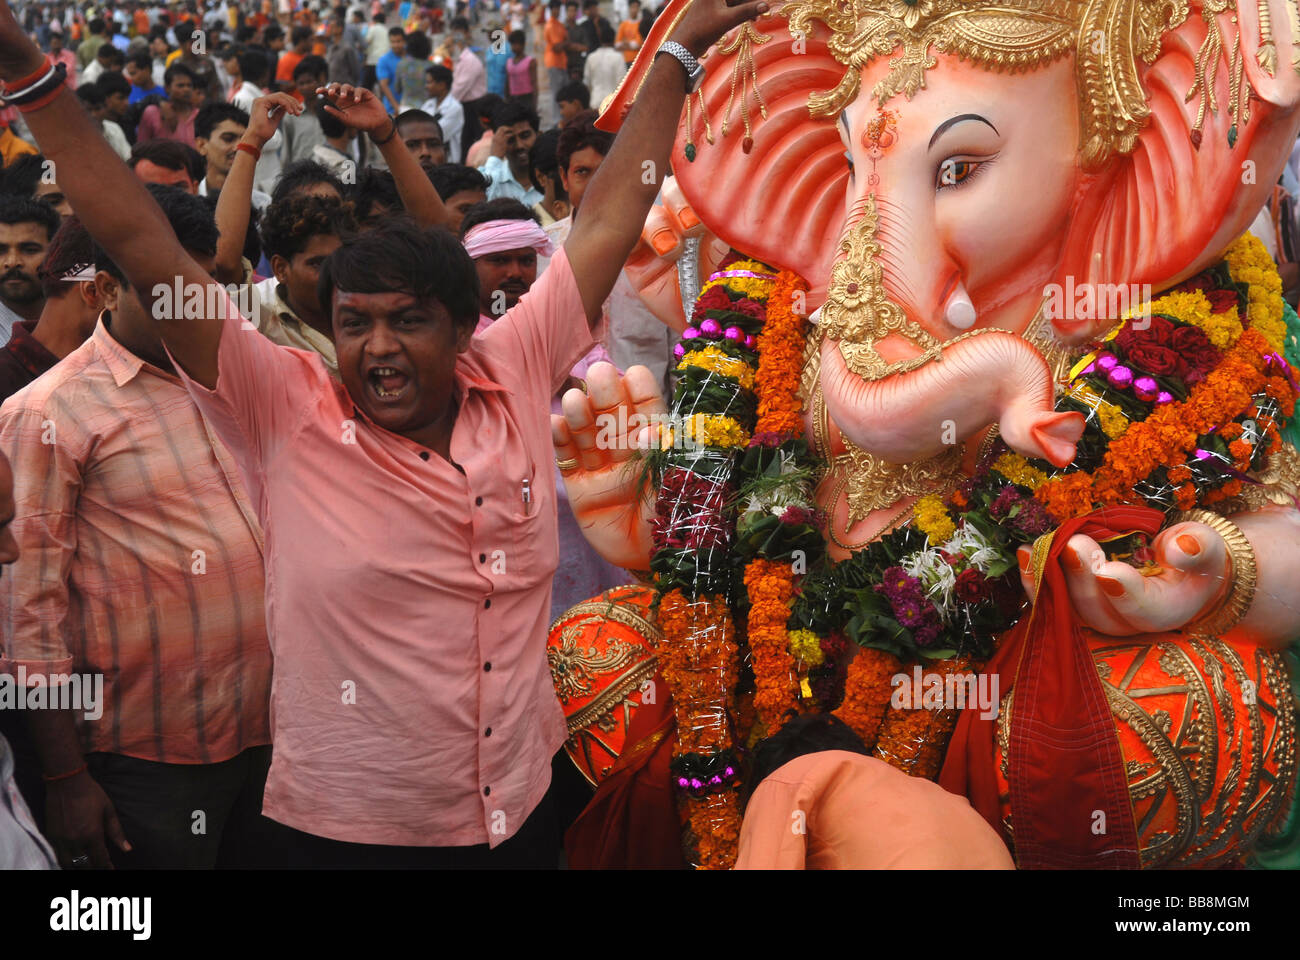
left=545, top=0, right=1300, bottom=869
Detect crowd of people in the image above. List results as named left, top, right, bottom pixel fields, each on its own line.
left=0, top=0, right=714, bottom=870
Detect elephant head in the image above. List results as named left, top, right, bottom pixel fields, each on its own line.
left=601, top=0, right=1300, bottom=468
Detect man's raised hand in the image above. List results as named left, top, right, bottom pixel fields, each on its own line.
left=669, top=0, right=770, bottom=57
left=317, top=83, right=393, bottom=137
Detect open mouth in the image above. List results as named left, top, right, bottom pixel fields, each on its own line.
left=367, top=366, right=411, bottom=401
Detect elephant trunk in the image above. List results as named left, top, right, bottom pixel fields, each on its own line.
left=819, top=331, right=1084, bottom=467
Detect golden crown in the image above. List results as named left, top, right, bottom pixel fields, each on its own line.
left=780, top=0, right=1287, bottom=166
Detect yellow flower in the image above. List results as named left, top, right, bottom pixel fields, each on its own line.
left=1225, top=232, right=1286, bottom=352
left=684, top=413, right=751, bottom=448
left=992, top=452, right=1051, bottom=490
left=678, top=345, right=757, bottom=390
left=913, top=494, right=956, bottom=543
left=1098, top=403, right=1129, bottom=439
left=787, top=629, right=824, bottom=667
left=700, top=259, right=777, bottom=301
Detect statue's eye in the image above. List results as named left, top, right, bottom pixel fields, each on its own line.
left=937, top=157, right=991, bottom=190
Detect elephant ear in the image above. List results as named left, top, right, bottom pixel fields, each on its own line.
left=1060, top=0, right=1300, bottom=310
left=597, top=2, right=843, bottom=302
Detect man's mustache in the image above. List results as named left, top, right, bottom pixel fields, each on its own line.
left=0, top=269, right=34, bottom=285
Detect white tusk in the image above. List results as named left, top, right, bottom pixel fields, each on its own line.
left=945, top=286, right=977, bottom=329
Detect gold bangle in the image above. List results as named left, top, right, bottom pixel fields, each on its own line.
left=555, top=457, right=580, bottom=472
left=1171, top=509, right=1257, bottom=636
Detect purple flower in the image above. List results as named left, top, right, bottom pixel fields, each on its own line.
left=1011, top=496, right=1053, bottom=538
left=989, top=485, right=1022, bottom=518
left=780, top=505, right=816, bottom=526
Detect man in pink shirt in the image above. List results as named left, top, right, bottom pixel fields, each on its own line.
left=0, top=0, right=765, bottom=867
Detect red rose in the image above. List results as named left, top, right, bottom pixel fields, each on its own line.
left=1204, top=288, right=1239, bottom=314
left=954, top=567, right=989, bottom=603
left=691, top=287, right=732, bottom=319
left=730, top=297, right=765, bottom=319
left=1125, top=343, right=1181, bottom=377
left=1171, top=272, right=1216, bottom=296
left=1170, top=324, right=1221, bottom=377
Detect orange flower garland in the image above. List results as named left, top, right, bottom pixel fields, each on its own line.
left=832, top=647, right=901, bottom=750
left=744, top=559, right=801, bottom=735
left=1036, top=327, right=1295, bottom=521
left=740, top=269, right=811, bottom=740
left=873, top=655, right=974, bottom=779
left=658, top=589, right=742, bottom=869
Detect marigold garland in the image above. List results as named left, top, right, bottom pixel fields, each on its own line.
left=832, top=647, right=901, bottom=749
left=743, top=559, right=801, bottom=736
left=752, top=271, right=809, bottom=437
left=912, top=494, right=956, bottom=542
left=678, top=345, right=757, bottom=390
left=873, top=655, right=975, bottom=779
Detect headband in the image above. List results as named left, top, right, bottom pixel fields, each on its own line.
left=462, top=218, right=555, bottom=260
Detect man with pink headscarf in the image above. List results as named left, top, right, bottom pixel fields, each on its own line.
left=461, top=198, right=628, bottom=618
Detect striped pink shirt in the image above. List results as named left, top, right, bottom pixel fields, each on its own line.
left=0, top=319, right=270, bottom=764
left=176, top=249, right=593, bottom=847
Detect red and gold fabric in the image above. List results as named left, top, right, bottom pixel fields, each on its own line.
left=547, top=585, right=662, bottom=786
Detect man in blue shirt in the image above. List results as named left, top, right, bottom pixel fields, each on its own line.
left=125, top=51, right=165, bottom=104
left=376, top=27, right=406, bottom=114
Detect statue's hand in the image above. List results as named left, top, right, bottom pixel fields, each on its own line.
left=1016, top=521, right=1230, bottom=636
left=552, top=363, right=665, bottom=572
left=624, top=176, right=730, bottom=333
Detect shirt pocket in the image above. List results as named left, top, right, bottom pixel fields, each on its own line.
left=506, top=458, right=558, bottom=588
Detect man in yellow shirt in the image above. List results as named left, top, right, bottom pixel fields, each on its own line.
left=0, top=124, right=37, bottom=167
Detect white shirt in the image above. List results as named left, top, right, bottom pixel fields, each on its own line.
left=102, top=119, right=131, bottom=161
left=421, top=93, right=465, bottom=163
left=365, top=22, right=391, bottom=65
left=584, top=47, right=627, bottom=112
left=232, top=82, right=283, bottom=195
left=0, top=734, right=55, bottom=869
left=81, top=58, right=104, bottom=85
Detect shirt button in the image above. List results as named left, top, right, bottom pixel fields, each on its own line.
left=475, top=496, right=483, bottom=506
left=484, top=598, right=491, bottom=609
left=484, top=727, right=492, bottom=737
left=483, top=661, right=492, bottom=672
left=419, top=451, right=430, bottom=461
left=479, top=553, right=486, bottom=563
left=483, top=786, right=491, bottom=796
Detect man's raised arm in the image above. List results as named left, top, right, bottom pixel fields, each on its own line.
left=0, top=1, right=223, bottom=386
left=563, top=0, right=766, bottom=325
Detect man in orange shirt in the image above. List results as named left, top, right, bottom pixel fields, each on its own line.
left=615, top=0, right=642, bottom=64
left=543, top=0, right=568, bottom=119
left=274, top=25, right=312, bottom=94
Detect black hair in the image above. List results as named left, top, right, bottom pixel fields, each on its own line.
left=237, top=47, right=270, bottom=86
left=450, top=15, right=470, bottom=31
left=529, top=129, right=566, bottom=199
left=387, top=25, right=405, bottom=37
left=290, top=24, right=313, bottom=46
left=743, top=713, right=872, bottom=810
left=127, top=50, right=152, bottom=72
left=199, top=193, right=262, bottom=267
left=429, top=164, right=488, bottom=201
left=293, top=54, right=328, bottom=82
left=316, top=101, right=348, bottom=140
left=138, top=183, right=218, bottom=258
left=597, top=19, right=615, bottom=45
left=88, top=17, right=105, bottom=34
left=195, top=101, right=249, bottom=140
left=75, top=84, right=106, bottom=108
left=0, top=194, right=62, bottom=242
left=491, top=100, right=539, bottom=132
left=556, top=110, right=613, bottom=173
left=426, top=63, right=452, bottom=88
left=271, top=159, right=346, bottom=205
left=347, top=166, right=401, bottom=224
left=96, top=72, right=131, bottom=99
left=128, top=139, right=206, bottom=185
left=318, top=217, right=479, bottom=330
left=508, top=28, right=526, bottom=46
left=0, top=154, right=47, bottom=200
left=99, top=45, right=126, bottom=67
left=555, top=80, right=589, bottom=108
left=163, top=61, right=196, bottom=88
left=263, top=24, right=284, bottom=42
left=234, top=24, right=256, bottom=43
left=457, top=197, right=538, bottom=238
left=261, top=193, right=357, bottom=262
left=406, top=30, right=432, bottom=60
left=395, top=108, right=440, bottom=132
left=38, top=215, right=99, bottom=299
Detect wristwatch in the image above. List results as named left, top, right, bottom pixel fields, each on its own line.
left=657, top=41, right=706, bottom=93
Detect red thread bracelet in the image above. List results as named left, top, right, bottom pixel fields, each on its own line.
left=235, top=141, right=261, bottom=162
left=4, top=55, right=52, bottom=95
left=17, top=83, right=65, bottom=114
left=42, top=762, right=87, bottom=783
